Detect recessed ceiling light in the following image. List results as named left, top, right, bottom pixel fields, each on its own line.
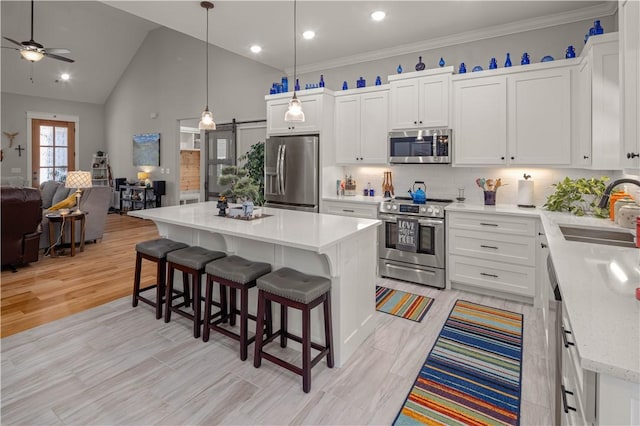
left=250, top=45, right=262, bottom=53
left=302, top=30, right=315, bottom=40
left=371, top=11, right=386, bottom=21
left=60, top=73, right=70, bottom=81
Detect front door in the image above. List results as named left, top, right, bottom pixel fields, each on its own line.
left=31, top=119, right=75, bottom=186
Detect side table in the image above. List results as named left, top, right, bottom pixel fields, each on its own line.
left=45, top=211, right=86, bottom=257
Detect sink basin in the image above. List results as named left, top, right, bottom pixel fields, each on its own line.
left=559, top=225, right=636, bottom=248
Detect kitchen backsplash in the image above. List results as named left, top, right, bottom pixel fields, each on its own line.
left=336, top=166, right=628, bottom=207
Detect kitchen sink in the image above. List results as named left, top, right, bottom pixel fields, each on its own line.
left=559, top=225, right=636, bottom=248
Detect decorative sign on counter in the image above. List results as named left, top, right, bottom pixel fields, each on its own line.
left=396, top=218, right=418, bottom=252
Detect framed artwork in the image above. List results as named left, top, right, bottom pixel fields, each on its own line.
left=132, top=133, right=160, bottom=166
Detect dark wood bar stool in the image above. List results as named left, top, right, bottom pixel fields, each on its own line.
left=165, top=246, right=226, bottom=338
left=253, top=267, right=334, bottom=393
left=133, top=238, right=188, bottom=319
left=203, top=255, right=273, bottom=361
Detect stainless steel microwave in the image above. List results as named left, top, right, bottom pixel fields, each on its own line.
left=389, top=129, right=452, bottom=164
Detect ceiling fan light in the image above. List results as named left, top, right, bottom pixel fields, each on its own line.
left=199, top=108, right=216, bottom=130
left=20, top=49, right=44, bottom=62
left=284, top=94, right=305, bottom=122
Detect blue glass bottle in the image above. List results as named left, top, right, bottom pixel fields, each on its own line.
left=295, top=78, right=300, bottom=91
left=375, top=76, right=382, bottom=85
left=281, top=77, right=288, bottom=92
left=489, top=57, right=497, bottom=69
left=342, top=81, right=348, bottom=90
left=504, top=53, right=512, bottom=67
left=439, top=57, right=445, bottom=67
left=566, top=45, right=576, bottom=59
left=521, top=52, right=530, bottom=65
left=319, top=75, right=325, bottom=88
left=594, top=20, right=603, bottom=35
left=397, top=64, right=403, bottom=74
left=357, top=77, right=366, bottom=88
left=415, top=56, right=425, bottom=71
left=458, top=62, right=467, bottom=74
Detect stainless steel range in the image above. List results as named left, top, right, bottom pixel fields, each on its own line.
left=378, top=197, right=451, bottom=288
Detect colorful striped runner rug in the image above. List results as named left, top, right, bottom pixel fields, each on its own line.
left=375, top=286, right=434, bottom=322
left=393, top=300, right=523, bottom=426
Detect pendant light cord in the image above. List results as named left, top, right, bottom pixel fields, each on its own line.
left=293, top=0, right=297, bottom=91
left=30, top=0, right=35, bottom=41
left=205, top=6, right=209, bottom=109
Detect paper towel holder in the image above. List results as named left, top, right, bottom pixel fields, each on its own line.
left=518, top=173, right=536, bottom=208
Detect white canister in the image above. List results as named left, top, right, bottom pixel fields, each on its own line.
left=614, top=198, right=636, bottom=224
left=617, top=203, right=640, bottom=229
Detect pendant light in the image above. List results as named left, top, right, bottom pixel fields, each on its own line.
left=284, top=0, right=305, bottom=122
left=199, top=1, right=216, bottom=130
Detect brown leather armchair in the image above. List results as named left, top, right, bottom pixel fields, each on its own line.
left=1, top=187, right=42, bottom=270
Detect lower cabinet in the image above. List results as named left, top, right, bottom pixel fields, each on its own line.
left=321, top=199, right=379, bottom=219
left=447, top=211, right=537, bottom=299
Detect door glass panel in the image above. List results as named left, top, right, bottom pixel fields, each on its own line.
left=40, top=168, right=55, bottom=183
left=419, top=226, right=434, bottom=254
left=55, top=148, right=68, bottom=166
left=40, top=147, right=54, bottom=166
left=40, top=126, right=54, bottom=145
left=216, top=139, right=228, bottom=159
left=55, top=127, right=68, bottom=146
left=54, top=167, right=67, bottom=182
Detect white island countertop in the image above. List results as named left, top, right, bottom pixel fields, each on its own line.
left=540, top=211, right=640, bottom=383
left=128, top=202, right=381, bottom=253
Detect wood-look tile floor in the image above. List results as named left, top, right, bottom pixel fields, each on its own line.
left=1, top=277, right=553, bottom=425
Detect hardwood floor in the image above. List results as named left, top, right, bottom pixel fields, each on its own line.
left=0, top=214, right=159, bottom=337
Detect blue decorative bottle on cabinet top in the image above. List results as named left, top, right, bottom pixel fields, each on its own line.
left=415, top=56, right=425, bottom=71
left=357, top=77, right=366, bottom=88
left=342, top=81, right=348, bottom=90
left=281, top=77, right=288, bottom=92
left=594, top=20, right=603, bottom=35
left=521, top=52, right=530, bottom=65
left=439, top=57, right=445, bottom=67
left=459, top=62, right=467, bottom=74
left=505, top=53, right=512, bottom=67
left=566, top=45, right=576, bottom=59
left=397, top=64, right=403, bottom=74
left=375, top=76, right=382, bottom=85
left=319, top=75, right=325, bottom=88
left=489, top=57, right=497, bottom=69
left=295, top=78, right=300, bottom=91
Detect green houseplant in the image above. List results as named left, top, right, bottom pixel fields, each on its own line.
left=544, top=176, right=609, bottom=217
left=238, top=141, right=265, bottom=206
left=217, top=166, right=260, bottom=203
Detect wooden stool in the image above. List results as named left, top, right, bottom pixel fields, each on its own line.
left=133, top=238, right=188, bottom=319
left=203, top=255, right=273, bottom=361
left=253, top=267, right=334, bottom=393
left=165, top=246, right=226, bottom=338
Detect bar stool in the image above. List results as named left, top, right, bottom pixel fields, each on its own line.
left=253, top=267, right=334, bottom=393
left=132, top=238, right=188, bottom=319
left=203, top=255, right=273, bottom=361
left=165, top=246, right=226, bottom=338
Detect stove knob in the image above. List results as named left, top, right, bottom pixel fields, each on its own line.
left=420, top=207, right=426, bottom=213
left=427, top=207, right=434, bottom=214
left=432, top=207, right=440, bottom=216
left=392, top=205, right=397, bottom=210
left=385, top=203, right=391, bottom=210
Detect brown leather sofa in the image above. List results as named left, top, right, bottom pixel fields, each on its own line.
left=1, top=186, right=43, bottom=270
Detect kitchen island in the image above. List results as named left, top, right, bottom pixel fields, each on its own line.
left=129, top=202, right=381, bottom=367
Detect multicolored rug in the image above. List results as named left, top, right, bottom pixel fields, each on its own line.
left=375, top=286, right=434, bottom=322
left=393, top=300, right=523, bottom=426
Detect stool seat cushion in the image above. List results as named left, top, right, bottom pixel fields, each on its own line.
left=257, top=267, right=331, bottom=304
left=167, top=246, right=226, bottom=270
left=136, top=238, right=188, bottom=259
left=206, top=255, right=271, bottom=284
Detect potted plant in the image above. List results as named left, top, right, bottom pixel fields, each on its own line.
left=238, top=141, right=265, bottom=206
left=217, top=165, right=260, bottom=217
left=544, top=176, right=609, bottom=217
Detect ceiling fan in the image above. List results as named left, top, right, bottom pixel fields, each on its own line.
left=2, top=0, right=74, bottom=63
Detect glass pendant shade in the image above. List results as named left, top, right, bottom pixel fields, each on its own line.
left=199, top=108, right=216, bottom=130
left=20, top=49, right=44, bottom=62
left=284, top=94, right=305, bottom=122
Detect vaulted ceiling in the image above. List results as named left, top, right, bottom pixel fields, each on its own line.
left=1, top=1, right=615, bottom=105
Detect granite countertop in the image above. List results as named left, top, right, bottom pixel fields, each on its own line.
left=129, top=202, right=380, bottom=253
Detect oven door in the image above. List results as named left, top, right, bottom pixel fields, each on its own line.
left=378, top=214, right=445, bottom=269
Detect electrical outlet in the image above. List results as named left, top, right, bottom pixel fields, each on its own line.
left=166, top=168, right=170, bottom=174
left=160, top=168, right=165, bottom=174
left=11, top=168, right=21, bottom=173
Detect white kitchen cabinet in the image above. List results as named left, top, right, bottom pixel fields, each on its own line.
left=507, top=68, right=571, bottom=165
left=321, top=199, right=379, bottom=219
left=334, top=87, right=388, bottom=164
left=447, top=211, right=537, bottom=299
left=266, top=91, right=326, bottom=135
left=388, top=68, right=452, bottom=130
left=573, top=34, right=620, bottom=169
left=452, top=75, right=508, bottom=165
left=620, top=0, right=640, bottom=172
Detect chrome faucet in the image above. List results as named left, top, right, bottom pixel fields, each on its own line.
left=597, top=178, right=640, bottom=208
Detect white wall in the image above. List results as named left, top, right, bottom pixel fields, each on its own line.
left=0, top=92, right=105, bottom=186
left=104, top=26, right=281, bottom=205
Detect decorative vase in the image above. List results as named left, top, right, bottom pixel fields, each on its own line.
left=489, top=57, right=497, bottom=69
left=295, top=79, right=300, bottom=91
left=566, top=45, right=576, bottom=59
left=242, top=200, right=254, bottom=217
left=342, top=81, right=348, bottom=90
left=319, top=75, right=325, bottom=88
left=375, top=76, right=382, bottom=85
left=281, top=77, right=288, bottom=92
left=439, top=57, right=445, bottom=67
left=458, top=62, right=467, bottom=74
left=504, top=53, right=512, bottom=67
left=357, top=77, right=366, bottom=88
left=397, top=64, right=403, bottom=74
left=415, top=56, right=425, bottom=71
left=594, top=20, right=603, bottom=35
left=521, top=52, right=530, bottom=65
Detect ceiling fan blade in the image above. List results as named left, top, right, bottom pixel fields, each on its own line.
left=2, top=36, right=24, bottom=47
left=44, top=48, right=71, bottom=54
left=45, top=52, right=74, bottom=63
left=1, top=46, right=19, bottom=51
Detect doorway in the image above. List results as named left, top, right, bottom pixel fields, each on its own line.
left=31, top=119, right=75, bottom=187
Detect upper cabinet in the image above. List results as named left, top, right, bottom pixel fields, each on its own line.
left=265, top=89, right=334, bottom=136
left=334, top=86, right=389, bottom=165
left=388, top=67, right=452, bottom=130
left=620, top=0, right=640, bottom=172
left=452, top=62, right=575, bottom=166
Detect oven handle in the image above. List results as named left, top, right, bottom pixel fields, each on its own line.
left=378, top=214, right=444, bottom=227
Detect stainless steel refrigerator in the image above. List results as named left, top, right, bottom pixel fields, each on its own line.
left=264, top=134, right=319, bottom=212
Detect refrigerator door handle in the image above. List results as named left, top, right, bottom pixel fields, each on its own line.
left=280, top=144, right=286, bottom=194
left=275, top=144, right=283, bottom=195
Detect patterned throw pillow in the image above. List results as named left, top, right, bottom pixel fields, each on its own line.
left=48, top=192, right=76, bottom=211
